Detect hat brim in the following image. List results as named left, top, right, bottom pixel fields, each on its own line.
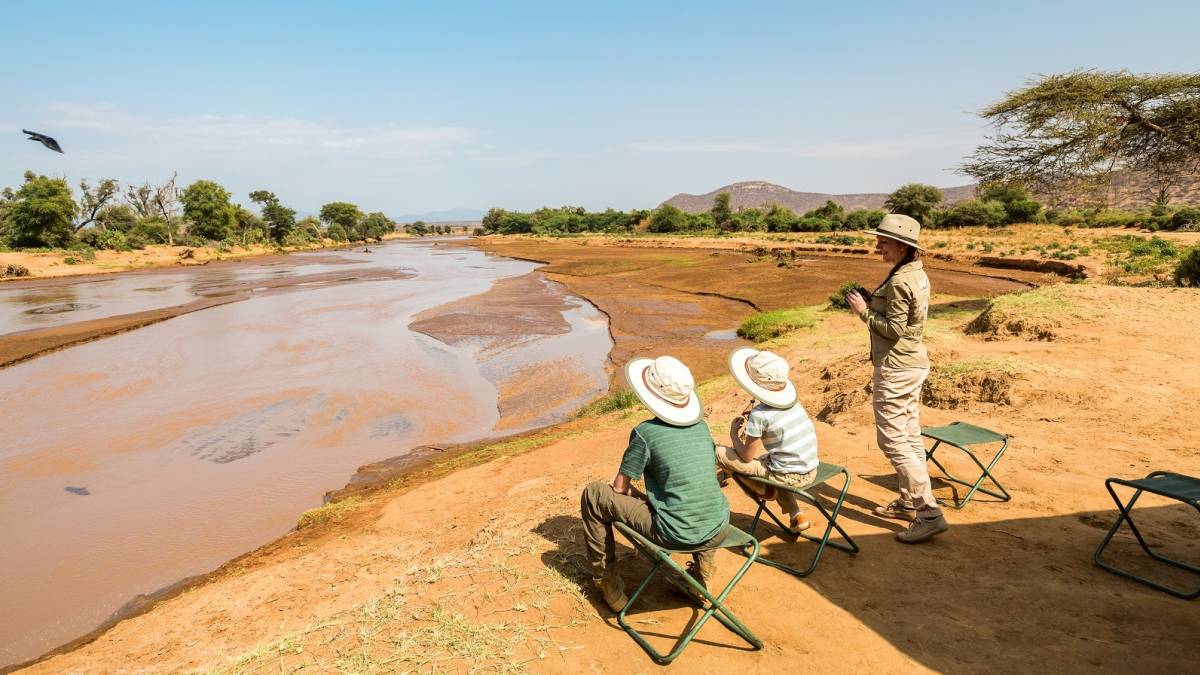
left=728, top=347, right=797, bottom=409
left=624, top=358, right=703, bottom=427
left=862, top=229, right=925, bottom=252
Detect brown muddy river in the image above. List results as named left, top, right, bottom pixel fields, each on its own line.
left=0, top=241, right=611, bottom=667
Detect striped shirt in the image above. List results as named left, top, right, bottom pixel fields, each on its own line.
left=744, top=402, right=819, bottom=474
left=619, top=418, right=730, bottom=548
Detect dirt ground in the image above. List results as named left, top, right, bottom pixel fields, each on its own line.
left=14, top=235, right=1200, bottom=674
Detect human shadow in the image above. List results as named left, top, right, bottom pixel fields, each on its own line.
left=745, top=504, right=1199, bottom=672
left=533, top=514, right=761, bottom=657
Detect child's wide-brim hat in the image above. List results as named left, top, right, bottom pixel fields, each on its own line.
left=863, top=213, right=925, bottom=251
left=625, top=356, right=702, bottom=427
left=728, top=347, right=798, bottom=409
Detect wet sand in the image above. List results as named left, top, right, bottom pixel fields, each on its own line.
left=474, top=237, right=1034, bottom=381
left=410, top=272, right=612, bottom=432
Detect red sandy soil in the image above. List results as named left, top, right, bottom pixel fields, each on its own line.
left=10, top=241, right=1199, bottom=674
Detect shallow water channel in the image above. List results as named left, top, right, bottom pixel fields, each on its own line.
left=0, top=241, right=610, bottom=667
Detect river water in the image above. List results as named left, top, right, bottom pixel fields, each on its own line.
left=0, top=240, right=611, bottom=667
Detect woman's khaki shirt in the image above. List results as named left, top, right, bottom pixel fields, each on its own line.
left=858, top=260, right=930, bottom=369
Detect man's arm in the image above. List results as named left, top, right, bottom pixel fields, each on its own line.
left=612, top=472, right=647, bottom=501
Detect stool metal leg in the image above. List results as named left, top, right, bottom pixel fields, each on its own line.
left=926, top=438, right=1012, bottom=509
left=616, top=534, right=763, bottom=664
left=733, top=473, right=858, bottom=578
left=1093, top=477, right=1200, bottom=600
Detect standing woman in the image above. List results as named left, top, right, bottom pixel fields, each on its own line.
left=845, top=214, right=947, bottom=544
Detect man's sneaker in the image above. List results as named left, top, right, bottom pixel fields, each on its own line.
left=874, top=499, right=917, bottom=522
left=896, top=514, right=949, bottom=544
left=593, top=573, right=628, bottom=612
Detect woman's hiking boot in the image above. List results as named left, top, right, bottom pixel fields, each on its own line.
left=593, top=573, right=628, bottom=612
left=874, top=498, right=917, bottom=521
left=896, top=514, right=949, bottom=543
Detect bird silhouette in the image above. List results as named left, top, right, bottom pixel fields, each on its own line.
left=23, top=129, right=63, bottom=153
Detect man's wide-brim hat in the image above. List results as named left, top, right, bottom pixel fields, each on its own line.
left=864, top=213, right=924, bottom=251
left=625, top=356, right=703, bottom=427
left=728, top=347, right=798, bottom=409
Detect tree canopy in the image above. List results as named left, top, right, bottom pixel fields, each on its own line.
left=885, top=183, right=943, bottom=224
left=962, top=70, right=1200, bottom=203
left=4, top=172, right=76, bottom=248
left=180, top=180, right=236, bottom=241
left=249, top=190, right=296, bottom=243
left=319, top=201, right=362, bottom=234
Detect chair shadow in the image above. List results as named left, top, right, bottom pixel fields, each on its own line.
left=533, top=513, right=760, bottom=654
left=858, top=472, right=1010, bottom=508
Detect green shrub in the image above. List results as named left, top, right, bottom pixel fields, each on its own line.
left=828, top=281, right=862, bottom=309
left=1174, top=246, right=1200, bottom=287
left=941, top=200, right=1007, bottom=227
left=79, top=229, right=132, bottom=251
left=1171, top=207, right=1200, bottom=232
left=843, top=208, right=885, bottom=231
left=128, top=219, right=168, bottom=247
left=737, top=306, right=822, bottom=341
left=815, top=234, right=863, bottom=246
left=575, top=389, right=641, bottom=417
left=1004, top=199, right=1043, bottom=224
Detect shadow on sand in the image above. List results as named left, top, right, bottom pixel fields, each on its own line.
left=534, top=499, right=1199, bottom=672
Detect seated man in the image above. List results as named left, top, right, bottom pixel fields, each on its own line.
left=580, top=355, right=730, bottom=612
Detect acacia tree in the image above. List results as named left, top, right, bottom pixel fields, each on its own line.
left=248, top=190, right=296, bottom=243
left=359, top=212, right=394, bottom=241
left=74, top=178, right=120, bottom=232
left=711, top=192, right=733, bottom=231
left=319, top=201, right=362, bottom=239
left=180, top=179, right=236, bottom=241
left=126, top=173, right=181, bottom=245
left=962, top=70, right=1200, bottom=205
left=885, top=183, right=943, bottom=224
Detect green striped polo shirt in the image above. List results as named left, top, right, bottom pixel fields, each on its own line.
left=619, top=418, right=730, bottom=548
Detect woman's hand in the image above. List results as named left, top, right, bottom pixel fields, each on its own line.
left=846, top=291, right=867, bottom=316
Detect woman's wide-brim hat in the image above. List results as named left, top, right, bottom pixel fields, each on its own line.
left=728, top=347, right=798, bottom=409
left=624, top=356, right=703, bottom=427
left=864, top=213, right=925, bottom=251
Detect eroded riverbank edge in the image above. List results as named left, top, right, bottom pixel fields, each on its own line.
left=6, top=238, right=1039, bottom=672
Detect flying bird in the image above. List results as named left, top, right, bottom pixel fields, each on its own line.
left=23, top=129, right=63, bottom=153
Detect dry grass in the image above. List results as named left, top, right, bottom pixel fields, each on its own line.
left=210, top=509, right=594, bottom=674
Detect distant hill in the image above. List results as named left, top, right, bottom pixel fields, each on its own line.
left=396, top=207, right=484, bottom=223
left=1040, top=169, right=1200, bottom=209
left=661, top=181, right=976, bottom=214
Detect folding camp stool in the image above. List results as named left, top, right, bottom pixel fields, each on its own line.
left=612, top=521, right=763, bottom=664
left=1093, top=471, right=1200, bottom=599
left=731, top=461, right=859, bottom=577
left=921, top=421, right=1011, bottom=509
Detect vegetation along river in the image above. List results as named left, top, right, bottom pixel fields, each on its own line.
left=0, top=239, right=611, bottom=667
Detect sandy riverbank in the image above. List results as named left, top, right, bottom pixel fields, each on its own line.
left=10, top=238, right=1200, bottom=673
left=0, top=234, right=421, bottom=281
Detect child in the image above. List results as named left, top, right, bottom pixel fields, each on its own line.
left=718, top=348, right=820, bottom=532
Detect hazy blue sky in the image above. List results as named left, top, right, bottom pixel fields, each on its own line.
left=2, top=1, right=1196, bottom=214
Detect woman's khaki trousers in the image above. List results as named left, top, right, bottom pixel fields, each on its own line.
left=872, top=365, right=941, bottom=518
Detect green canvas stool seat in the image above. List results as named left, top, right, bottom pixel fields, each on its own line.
left=921, top=421, right=1011, bottom=509
left=1093, top=471, right=1200, bottom=599
left=613, top=521, right=763, bottom=665
left=730, top=461, right=859, bottom=577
